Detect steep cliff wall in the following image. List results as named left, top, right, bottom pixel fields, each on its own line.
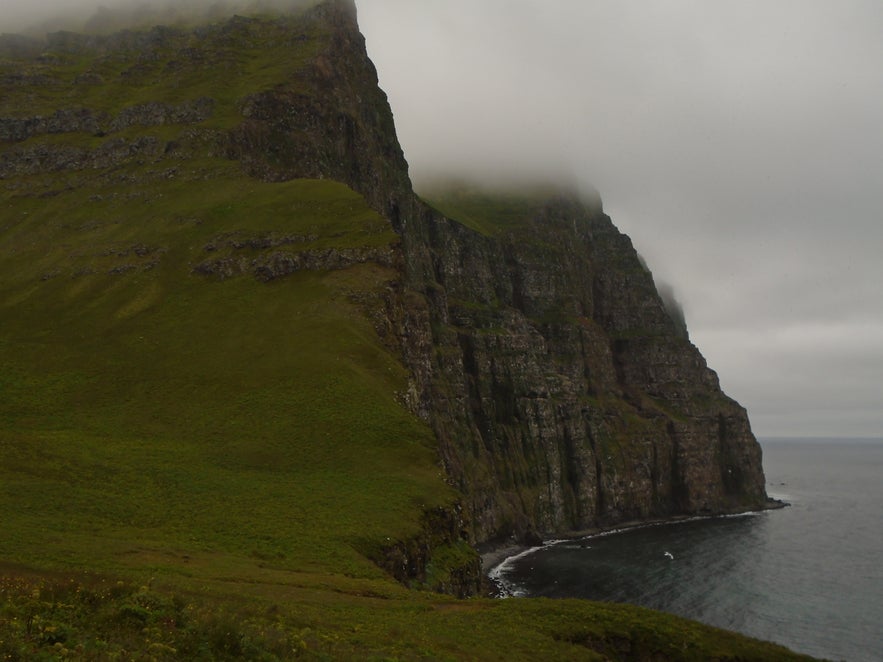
left=255, top=0, right=771, bottom=545
left=0, top=0, right=769, bottom=557
left=180, top=0, right=771, bottom=544
left=403, top=190, right=768, bottom=544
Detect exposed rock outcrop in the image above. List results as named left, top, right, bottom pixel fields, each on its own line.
left=192, top=244, right=397, bottom=281
left=371, top=505, right=481, bottom=598
left=252, top=0, right=771, bottom=545
left=0, top=33, right=43, bottom=58
left=0, top=100, right=214, bottom=147
left=0, top=136, right=164, bottom=176
left=224, top=0, right=413, bottom=218
left=398, top=195, right=768, bottom=543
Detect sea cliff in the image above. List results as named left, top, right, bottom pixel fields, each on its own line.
left=236, top=0, right=772, bottom=549
left=0, top=0, right=770, bottom=591
left=399, top=189, right=769, bottom=547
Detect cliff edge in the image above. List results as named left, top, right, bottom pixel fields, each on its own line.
left=233, top=0, right=772, bottom=546
left=409, top=186, right=769, bottom=545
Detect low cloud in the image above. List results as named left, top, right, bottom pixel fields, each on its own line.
left=356, top=0, right=883, bottom=437
left=3, top=0, right=317, bottom=35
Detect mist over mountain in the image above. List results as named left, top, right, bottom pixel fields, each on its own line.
left=3, top=0, right=318, bottom=35
left=12, top=0, right=881, bottom=438
left=357, top=0, right=883, bottom=438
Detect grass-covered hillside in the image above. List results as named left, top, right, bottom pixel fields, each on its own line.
left=0, top=1, right=445, bottom=580
left=0, top=166, right=446, bottom=578
left=0, top=4, right=818, bottom=659
left=0, top=166, right=818, bottom=659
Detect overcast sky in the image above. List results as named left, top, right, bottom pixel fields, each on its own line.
left=2, top=0, right=881, bottom=438
left=354, top=0, right=883, bottom=439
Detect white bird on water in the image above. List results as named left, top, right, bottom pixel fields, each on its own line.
left=663, top=551, right=674, bottom=560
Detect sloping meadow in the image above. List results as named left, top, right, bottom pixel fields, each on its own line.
left=0, top=4, right=449, bottom=593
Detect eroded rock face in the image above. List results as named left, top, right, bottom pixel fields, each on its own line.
left=192, top=244, right=397, bottom=281
left=233, top=0, right=770, bottom=545
left=387, top=199, right=768, bottom=544
left=224, top=0, right=414, bottom=220
left=0, top=99, right=214, bottom=144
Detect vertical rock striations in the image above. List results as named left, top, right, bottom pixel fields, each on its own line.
left=402, top=191, right=768, bottom=544
left=215, top=0, right=770, bottom=545
left=257, top=0, right=771, bottom=546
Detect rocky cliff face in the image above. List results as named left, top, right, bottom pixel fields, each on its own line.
left=255, top=0, right=770, bottom=545
left=400, top=193, right=768, bottom=544
left=0, top=0, right=769, bottom=558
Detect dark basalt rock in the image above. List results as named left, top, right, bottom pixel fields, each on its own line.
left=248, top=0, right=770, bottom=546
left=191, top=245, right=397, bottom=281
left=0, top=33, right=43, bottom=59
left=0, top=99, right=214, bottom=145
left=386, top=198, right=768, bottom=544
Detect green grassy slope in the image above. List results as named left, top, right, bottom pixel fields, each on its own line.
left=423, top=185, right=561, bottom=237
left=0, top=167, right=449, bottom=585
left=0, top=8, right=445, bottom=587
left=1, top=570, right=819, bottom=661
left=0, top=13, right=322, bottom=126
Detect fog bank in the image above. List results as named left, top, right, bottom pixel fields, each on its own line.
left=356, top=0, right=883, bottom=438
left=2, top=0, right=318, bottom=35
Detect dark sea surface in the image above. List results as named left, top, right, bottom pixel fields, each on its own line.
left=490, top=438, right=883, bottom=662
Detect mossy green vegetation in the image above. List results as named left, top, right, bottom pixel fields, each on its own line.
left=0, top=164, right=440, bottom=579
left=0, top=570, right=819, bottom=661
left=0, top=13, right=323, bottom=129
left=422, top=185, right=554, bottom=237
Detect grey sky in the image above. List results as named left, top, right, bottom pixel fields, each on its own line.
left=355, top=0, right=883, bottom=438
left=2, top=0, right=881, bottom=437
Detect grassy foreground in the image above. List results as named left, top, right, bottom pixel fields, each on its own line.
left=1, top=568, right=818, bottom=661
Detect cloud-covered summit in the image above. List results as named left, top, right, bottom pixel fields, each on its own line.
left=3, top=0, right=319, bottom=35
left=2, top=0, right=880, bottom=437
left=356, top=0, right=883, bottom=438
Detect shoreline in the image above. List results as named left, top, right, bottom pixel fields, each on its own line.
left=480, top=498, right=788, bottom=581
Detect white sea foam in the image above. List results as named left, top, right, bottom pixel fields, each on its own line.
left=487, top=545, right=544, bottom=598
left=720, top=510, right=763, bottom=518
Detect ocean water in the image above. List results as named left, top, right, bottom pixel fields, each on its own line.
left=491, top=439, right=883, bottom=662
